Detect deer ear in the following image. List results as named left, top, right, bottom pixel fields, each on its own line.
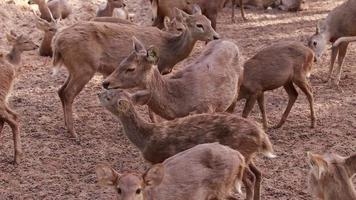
left=192, top=4, right=202, bottom=15
left=174, top=8, right=189, bottom=21
left=144, top=164, right=164, bottom=187
left=96, top=164, right=121, bottom=187
left=146, top=46, right=159, bottom=64
left=163, top=16, right=171, bottom=30
left=131, top=90, right=151, bottom=105
left=307, top=152, right=328, bottom=179
left=345, top=153, right=356, bottom=177
left=132, top=36, right=147, bottom=55
left=6, top=33, right=17, bottom=44
left=316, top=20, right=326, bottom=34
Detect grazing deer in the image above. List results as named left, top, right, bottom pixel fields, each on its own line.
left=0, top=31, right=38, bottom=164
left=35, top=17, right=59, bottom=57
left=102, top=38, right=241, bottom=122
left=28, top=0, right=72, bottom=22
left=308, top=0, right=356, bottom=86
left=238, top=41, right=315, bottom=129
left=307, top=152, right=356, bottom=200
left=98, top=89, right=276, bottom=200
left=52, top=7, right=219, bottom=141
left=96, top=143, right=246, bottom=200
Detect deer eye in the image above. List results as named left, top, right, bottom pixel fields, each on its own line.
left=117, top=188, right=122, bottom=194
left=196, top=24, right=204, bottom=30
left=136, top=188, right=142, bottom=194
left=126, top=68, right=135, bottom=73
left=313, top=41, right=317, bottom=46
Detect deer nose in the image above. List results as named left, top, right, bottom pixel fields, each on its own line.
left=102, top=81, right=110, bottom=89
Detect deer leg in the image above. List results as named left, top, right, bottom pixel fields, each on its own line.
left=1, top=109, right=21, bottom=164
left=242, top=166, right=255, bottom=200
left=257, top=93, right=267, bottom=129
left=60, top=70, right=94, bottom=142
left=239, top=0, right=247, bottom=21
left=249, top=163, right=262, bottom=200
left=326, top=46, right=339, bottom=83
left=294, top=79, right=315, bottom=128
left=58, top=74, right=71, bottom=120
left=242, top=94, right=258, bottom=118
left=226, top=101, right=237, bottom=113
left=231, top=0, right=236, bottom=23
left=0, top=119, right=4, bottom=134
left=274, top=82, right=298, bottom=128
left=334, top=42, right=349, bottom=86
left=5, top=106, right=18, bottom=121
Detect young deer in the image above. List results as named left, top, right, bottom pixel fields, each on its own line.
left=96, top=143, right=246, bottom=200
left=28, top=0, right=72, bottom=22
left=36, top=17, right=59, bottom=57
left=307, top=152, right=356, bottom=200
left=98, top=89, right=276, bottom=200
left=308, top=0, right=356, bottom=86
left=1, top=31, right=38, bottom=164
left=238, top=41, right=315, bottom=129
left=102, top=37, right=241, bottom=122
left=96, top=0, right=125, bottom=17
left=52, top=7, right=219, bottom=140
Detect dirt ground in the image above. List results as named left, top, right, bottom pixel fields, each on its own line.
left=0, top=0, right=355, bottom=199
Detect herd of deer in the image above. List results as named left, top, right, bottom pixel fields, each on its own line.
left=0, top=0, right=355, bottom=199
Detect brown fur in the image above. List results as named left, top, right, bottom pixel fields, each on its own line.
left=96, top=143, right=246, bottom=200
left=96, top=0, right=125, bottom=17
left=103, top=39, right=242, bottom=121
left=52, top=9, right=219, bottom=140
left=308, top=152, right=356, bottom=200
left=238, top=41, right=315, bottom=129
left=0, top=31, right=38, bottom=164
left=28, top=0, right=72, bottom=22
left=36, top=17, right=59, bottom=57
left=308, top=0, right=356, bottom=85
left=98, top=89, right=275, bottom=200
left=278, top=0, right=303, bottom=11
left=236, top=0, right=277, bottom=9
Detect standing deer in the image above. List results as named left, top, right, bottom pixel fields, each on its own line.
left=98, top=89, right=276, bottom=200
left=0, top=31, right=38, bottom=164
left=28, top=0, right=72, bottom=22
left=96, top=143, right=246, bottom=200
left=238, top=41, right=315, bottom=129
left=307, top=152, right=356, bottom=200
left=52, top=7, right=219, bottom=141
left=308, top=0, right=356, bottom=86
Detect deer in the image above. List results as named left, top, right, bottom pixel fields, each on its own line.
left=150, top=0, right=246, bottom=30
left=96, top=143, right=246, bottom=200
left=98, top=89, right=276, bottom=200
left=237, top=41, right=315, bottom=129
left=308, top=0, right=356, bottom=86
left=51, top=6, right=219, bottom=141
left=277, top=0, right=303, bottom=11
left=0, top=31, right=38, bottom=164
left=307, top=152, right=356, bottom=200
left=28, top=0, right=72, bottom=22
left=102, top=37, right=241, bottom=123
left=35, top=17, right=59, bottom=57
left=96, top=0, right=134, bottom=21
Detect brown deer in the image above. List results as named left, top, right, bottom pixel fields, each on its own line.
left=96, top=143, right=246, bottom=200
left=238, top=41, right=315, bottom=129
left=52, top=7, right=219, bottom=141
left=35, top=17, right=59, bottom=57
left=0, top=31, right=38, bottom=164
left=96, top=0, right=126, bottom=18
left=150, top=0, right=246, bottom=30
left=98, top=89, right=276, bottom=200
left=308, top=0, right=356, bottom=86
left=102, top=38, right=241, bottom=122
left=277, top=0, right=303, bottom=11
left=307, top=152, right=356, bottom=200
left=28, top=0, right=72, bottom=22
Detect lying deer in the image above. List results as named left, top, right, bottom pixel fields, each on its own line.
left=308, top=152, right=356, bottom=200
left=277, top=0, right=303, bottom=11
left=97, top=143, right=246, bottom=200
left=96, top=0, right=134, bottom=21
left=238, top=41, right=315, bottom=129
left=102, top=37, right=241, bottom=122
left=0, top=31, right=38, bottom=164
left=308, top=0, right=356, bottom=86
left=52, top=7, right=218, bottom=140
left=28, top=0, right=72, bottom=22
left=98, top=89, right=276, bottom=200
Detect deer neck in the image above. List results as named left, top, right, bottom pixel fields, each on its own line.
left=37, top=3, right=53, bottom=22
left=115, top=105, right=154, bottom=151
left=104, top=3, right=116, bottom=16
left=6, top=47, right=22, bottom=66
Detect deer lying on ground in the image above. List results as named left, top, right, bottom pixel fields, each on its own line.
left=28, top=0, right=72, bottom=22
left=150, top=0, right=246, bottom=30
left=0, top=31, right=38, bottom=164
left=96, top=0, right=134, bottom=21
left=238, top=41, right=315, bottom=129
left=277, top=0, right=303, bottom=11
left=307, top=152, right=356, bottom=200
left=97, top=143, right=246, bottom=200
left=102, top=38, right=241, bottom=122
left=98, top=89, right=276, bottom=200
left=308, top=0, right=356, bottom=86
left=52, top=7, right=218, bottom=141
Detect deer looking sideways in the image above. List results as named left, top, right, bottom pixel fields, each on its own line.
left=238, top=41, right=315, bottom=129
left=308, top=0, right=356, bottom=86
left=28, top=0, right=72, bottom=22
left=0, top=31, right=38, bottom=164
left=98, top=89, right=276, bottom=200
left=96, top=143, right=246, bottom=200
left=52, top=6, right=219, bottom=141
left=96, top=0, right=135, bottom=21
left=308, top=152, right=356, bottom=200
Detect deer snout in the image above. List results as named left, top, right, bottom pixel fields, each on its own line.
left=212, top=32, right=220, bottom=40
left=102, top=81, right=110, bottom=90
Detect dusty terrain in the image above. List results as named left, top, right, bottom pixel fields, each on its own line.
left=0, top=0, right=355, bottom=199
